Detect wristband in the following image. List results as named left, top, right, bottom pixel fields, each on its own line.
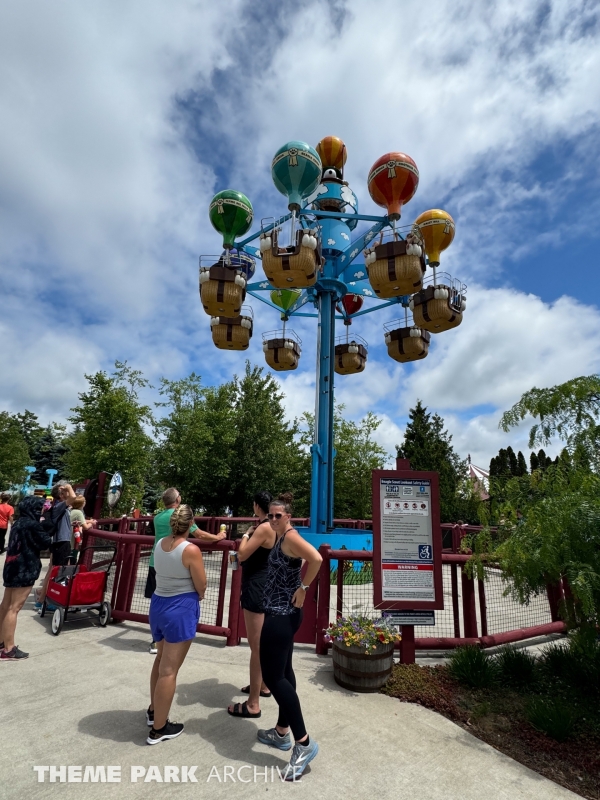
left=242, top=533, right=250, bottom=539
left=300, top=583, right=310, bottom=591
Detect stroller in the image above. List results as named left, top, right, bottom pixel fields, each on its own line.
left=40, top=545, right=117, bottom=636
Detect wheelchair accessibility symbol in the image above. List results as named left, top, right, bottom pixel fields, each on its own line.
left=418, top=545, right=432, bottom=560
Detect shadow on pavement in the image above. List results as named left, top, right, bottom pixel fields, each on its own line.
left=177, top=678, right=241, bottom=709
left=78, top=710, right=149, bottom=748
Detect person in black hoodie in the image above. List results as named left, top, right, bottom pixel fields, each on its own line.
left=0, top=496, right=52, bottom=660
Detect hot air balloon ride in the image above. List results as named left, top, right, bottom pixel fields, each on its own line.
left=199, top=254, right=247, bottom=318
left=262, top=329, right=302, bottom=372
left=210, top=305, right=253, bottom=351
left=316, top=135, right=347, bottom=178
left=306, top=136, right=359, bottom=230
left=409, top=210, right=465, bottom=332
left=272, top=141, right=323, bottom=211
left=368, top=152, right=419, bottom=221
left=260, top=223, right=321, bottom=288
left=410, top=278, right=466, bottom=333
left=364, top=224, right=426, bottom=298
left=333, top=294, right=368, bottom=374
left=384, top=310, right=431, bottom=363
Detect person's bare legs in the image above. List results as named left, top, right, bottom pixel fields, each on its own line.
left=228, top=609, right=267, bottom=715
left=0, top=587, right=32, bottom=651
left=150, top=639, right=192, bottom=729
left=37, top=556, right=54, bottom=604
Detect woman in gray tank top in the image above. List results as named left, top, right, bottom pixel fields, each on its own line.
left=147, top=505, right=206, bottom=745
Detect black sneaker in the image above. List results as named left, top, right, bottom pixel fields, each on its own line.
left=1, top=646, right=29, bottom=661
left=146, top=706, right=154, bottom=727
left=146, top=720, right=184, bottom=745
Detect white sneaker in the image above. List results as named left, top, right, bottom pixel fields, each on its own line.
left=149, top=642, right=158, bottom=654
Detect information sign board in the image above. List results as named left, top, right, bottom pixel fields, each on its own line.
left=372, top=469, right=443, bottom=610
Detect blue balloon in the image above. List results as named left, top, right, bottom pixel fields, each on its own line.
left=272, top=141, right=322, bottom=210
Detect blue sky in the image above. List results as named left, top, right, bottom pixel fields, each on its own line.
left=1, top=0, right=599, bottom=469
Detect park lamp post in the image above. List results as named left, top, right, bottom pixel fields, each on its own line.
left=199, top=136, right=466, bottom=537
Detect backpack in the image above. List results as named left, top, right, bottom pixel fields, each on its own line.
left=41, top=503, right=69, bottom=542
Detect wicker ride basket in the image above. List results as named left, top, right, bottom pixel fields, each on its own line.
left=199, top=264, right=246, bottom=317
left=365, top=239, right=425, bottom=298
left=262, top=330, right=302, bottom=372
left=385, top=325, right=430, bottom=363
left=260, top=227, right=321, bottom=289
left=334, top=341, right=367, bottom=375
left=410, top=285, right=464, bottom=333
left=210, top=314, right=253, bottom=351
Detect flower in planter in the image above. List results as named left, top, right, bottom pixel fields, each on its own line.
left=325, top=615, right=401, bottom=655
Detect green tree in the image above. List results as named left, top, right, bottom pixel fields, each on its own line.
left=155, top=373, right=238, bottom=514
left=63, top=362, right=154, bottom=513
left=155, top=365, right=310, bottom=516
left=486, top=375, right=600, bottom=630
left=396, top=401, right=478, bottom=523
left=227, top=363, right=309, bottom=516
left=516, top=450, right=528, bottom=476
left=30, top=424, right=67, bottom=484
left=12, top=410, right=44, bottom=459
left=0, top=412, right=30, bottom=489
left=299, top=405, right=387, bottom=520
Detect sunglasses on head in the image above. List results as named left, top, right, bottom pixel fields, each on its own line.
left=267, top=512, right=285, bottom=520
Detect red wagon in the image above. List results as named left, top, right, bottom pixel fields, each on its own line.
left=40, top=545, right=117, bottom=636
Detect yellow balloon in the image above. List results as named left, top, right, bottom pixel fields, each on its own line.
left=414, top=209, right=455, bottom=266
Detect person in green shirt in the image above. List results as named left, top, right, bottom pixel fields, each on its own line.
left=145, top=487, right=226, bottom=654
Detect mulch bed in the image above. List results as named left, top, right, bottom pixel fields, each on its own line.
left=382, top=664, right=600, bottom=800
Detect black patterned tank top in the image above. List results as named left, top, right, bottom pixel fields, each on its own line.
left=263, top=530, right=302, bottom=615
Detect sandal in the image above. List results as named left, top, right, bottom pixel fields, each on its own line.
left=228, top=701, right=261, bottom=718
left=241, top=685, right=272, bottom=698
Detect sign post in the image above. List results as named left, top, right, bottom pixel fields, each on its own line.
left=372, top=466, right=444, bottom=663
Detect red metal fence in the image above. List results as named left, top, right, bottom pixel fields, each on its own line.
left=84, top=519, right=566, bottom=661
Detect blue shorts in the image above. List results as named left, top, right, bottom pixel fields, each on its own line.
left=149, top=592, right=200, bottom=644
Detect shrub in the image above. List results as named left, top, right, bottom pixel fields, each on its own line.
left=495, top=645, right=536, bottom=687
left=527, top=697, right=576, bottom=742
left=539, top=638, right=600, bottom=697
left=448, top=645, right=497, bottom=689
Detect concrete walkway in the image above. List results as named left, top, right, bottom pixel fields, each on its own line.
left=1, top=559, right=577, bottom=799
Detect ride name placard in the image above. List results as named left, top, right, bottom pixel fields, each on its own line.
left=372, top=469, right=444, bottom=611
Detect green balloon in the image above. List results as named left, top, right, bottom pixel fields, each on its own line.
left=209, top=190, right=253, bottom=249
left=271, top=288, right=302, bottom=312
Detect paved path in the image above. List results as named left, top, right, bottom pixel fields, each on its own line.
left=1, top=559, right=577, bottom=799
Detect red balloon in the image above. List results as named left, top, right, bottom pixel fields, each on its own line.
left=368, top=152, right=419, bottom=220
left=339, top=294, right=364, bottom=317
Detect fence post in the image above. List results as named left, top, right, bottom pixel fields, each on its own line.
left=400, top=625, right=416, bottom=663
left=461, top=565, right=478, bottom=639
left=316, top=545, right=331, bottom=655
left=226, top=542, right=242, bottom=646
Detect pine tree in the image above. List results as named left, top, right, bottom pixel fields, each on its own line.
left=516, top=450, right=528, bottom=476
left=396, top=401, right=476, bottom=522
left=530, top=451, right=539, bottom=471
left=507, top=446, right=518, bottom=476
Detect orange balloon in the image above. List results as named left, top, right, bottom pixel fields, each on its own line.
left=316, top=136, right=347, bottom=172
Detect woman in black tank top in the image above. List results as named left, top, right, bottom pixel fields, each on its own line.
left=256, top=493, right=323, bottom=782
left=227, top=490, right=275, bottom=719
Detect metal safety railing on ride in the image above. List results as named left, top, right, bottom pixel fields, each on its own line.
left=85, top=519, right=567, bottom=660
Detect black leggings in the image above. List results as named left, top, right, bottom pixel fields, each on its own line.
left=0, top=528, right=6, bottom=553
left=259, top=609, right=305, bottom=740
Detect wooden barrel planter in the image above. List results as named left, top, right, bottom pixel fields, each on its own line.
left=199, top=264, right=246, bottom=317
left=332, top=641, right=395, bottom=692
left=334, top=341, right=367, bottom=375
left=260, top=228, right=321, bottom=289
left=365, top=240, right=425, bottom=298
left=410, top=285, right=464, bottom=333
left=385, top=326, right=430, bottom=363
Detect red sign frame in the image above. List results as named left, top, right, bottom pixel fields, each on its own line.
left=372, top=469, right=444, bottom=611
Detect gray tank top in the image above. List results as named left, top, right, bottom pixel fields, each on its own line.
left=154, top=539, right=196, bottom=597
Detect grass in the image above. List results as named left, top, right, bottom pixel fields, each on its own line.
left=495, top=645, right=536, bottom=687
left=448, top=645, right=497, bottom=689
left=527, top=697, right=577, bottom=743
